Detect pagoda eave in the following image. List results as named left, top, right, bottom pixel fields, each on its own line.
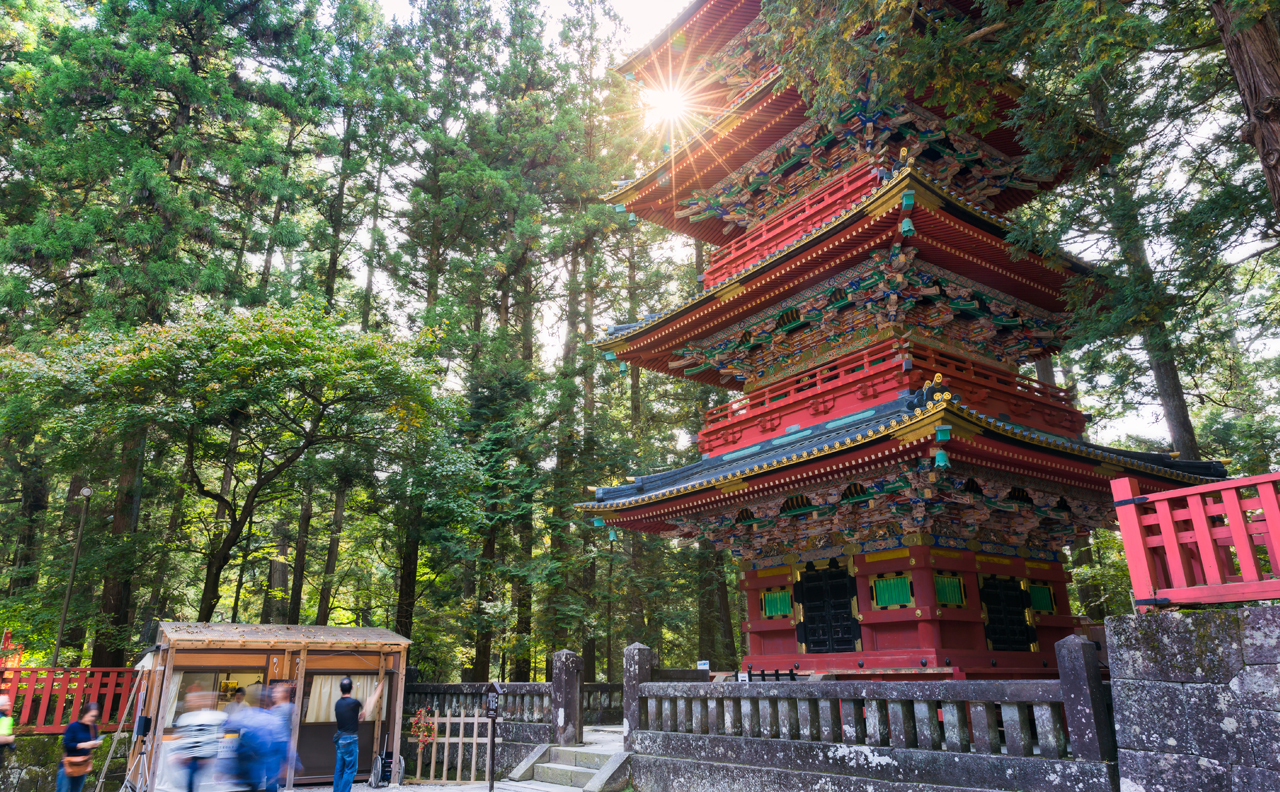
left=596, top=172, right=1085, bottom=383
left=580, top=399, right=1220, bottom=531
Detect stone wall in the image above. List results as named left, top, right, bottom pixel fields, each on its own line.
left=1108, top=606, right=1280, bottom=792
left=0, top=733, right=129, bottom=792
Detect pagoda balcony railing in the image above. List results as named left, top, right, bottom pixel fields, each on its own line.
left=704, top=165, right=882, bottom=289
left=912, top=345, right=1082, bottom=430
left=1113, top=472, right=1280, bottom=610
left=699, top=340, right=1079, bottom=455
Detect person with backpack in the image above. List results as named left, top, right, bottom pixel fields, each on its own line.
left=57, top=702, right=102, bottom=792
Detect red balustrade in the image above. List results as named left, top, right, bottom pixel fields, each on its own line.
left=908, top=346, right=1084, bottom=436
left=0, top=667, right=138, bottom=733
left=1113, top=473, right=1280, bottom=610
left=699, top=339, right=907, bottom=454
left=698, top=340, right=1082, bottom=456
left=703, top=164, right=882, bottom=288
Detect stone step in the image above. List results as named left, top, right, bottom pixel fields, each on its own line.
left=548, top=745, right=614, bottom=770
left=532, top=761, right=596, bottom=788
left=512, top=780, right=584, bottom=792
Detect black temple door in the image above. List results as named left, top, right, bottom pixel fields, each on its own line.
left=980, top=577, right=1035, bottom=652
left=796, top=563, right=859, bottom=653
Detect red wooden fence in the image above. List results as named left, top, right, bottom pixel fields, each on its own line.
left=1113, top=473, right=1280, bottom=610
left=0, top=668, right=138, bottom=733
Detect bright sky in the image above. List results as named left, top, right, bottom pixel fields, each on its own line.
left=379, top=0, right=693, bottom=55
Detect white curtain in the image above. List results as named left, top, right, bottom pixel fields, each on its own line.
left=164, top=672, right=184, bottom=727
left=303, top=675, right=385, bottom=723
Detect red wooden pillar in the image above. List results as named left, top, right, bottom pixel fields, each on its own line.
left=1112, top=478, right=1159, bottom=605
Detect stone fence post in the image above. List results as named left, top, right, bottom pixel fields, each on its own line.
left=623, top=643, right=656, bottom=752
left=1054, top=634, right=1116, bottom=762
left=551, top=649, right=583, bottom=746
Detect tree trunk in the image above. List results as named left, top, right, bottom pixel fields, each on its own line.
left=696, top=542, right=719, bottom=665
left=361, top=164, right=385, bottom=332
left=395, top=505, right=421, bottom=639
left=1211, top=3, right=1280, bottom=224
left=260, top=521, right=289, bottom=624
left=510, top=505, right=534, bottom=682
left=230, top=521, right=251, bottom=623
left=715, top=555, right=738, bottom=669
left=10, top=449, right=47, bottom=594
left=140, top=467, right=188, bottom=645
left=287, top=486, right=313, bottom=626
left=1089, top=93, right=1202, bottom=459
left=60, top=474, right=89, bottom=660
left=195, top=423, right=240, bottom=621
left=472, top=515, right=497, bottom=682
left=314, top=487, right=347, bottom=626
left=323, top=109, right=354, bottom=310
left=258, top=123, right=298, bottom=295
left=1141, top=322, right=1201, bottom=459
left=1034, top=357, right=1057, bottom=386
left=92, top=431, right=146, bottom=667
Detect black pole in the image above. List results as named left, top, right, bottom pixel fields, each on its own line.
left=52, top=488, right=92, bottom=668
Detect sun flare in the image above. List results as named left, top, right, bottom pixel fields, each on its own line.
left=644, top=87, right=691, bottom=129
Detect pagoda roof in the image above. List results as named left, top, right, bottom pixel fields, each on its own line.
left=579, top=395, right=1225, bottom=527
left=596, top=169, right=1091, bottom=388
left=604, top=73, right=809, bottom=245
left=615, top=0, right=759, bottom=81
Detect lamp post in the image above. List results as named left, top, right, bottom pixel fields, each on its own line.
left=52, top=487, right=92, bottom=669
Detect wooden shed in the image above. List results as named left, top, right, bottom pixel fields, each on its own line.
left=125, top=622, right=410, bottom=790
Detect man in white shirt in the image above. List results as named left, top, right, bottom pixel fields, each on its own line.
left=175, top=692, right=227, bottom=792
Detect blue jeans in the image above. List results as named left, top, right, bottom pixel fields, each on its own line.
left=56, top=764, right=87, bottom=792
left=333, top=732, right=359, bottom=792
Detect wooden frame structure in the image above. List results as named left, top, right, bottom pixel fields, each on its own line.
left=1113, top=473, right=1280, bottom=609
left=125, top=622, right=410, bottom=790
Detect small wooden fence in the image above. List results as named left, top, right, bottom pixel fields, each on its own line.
left=402, top=682, right=553, bottom=784
left=1113, top=473, right=1280, bottom=608
left=0, top=668, right=136, bottom=733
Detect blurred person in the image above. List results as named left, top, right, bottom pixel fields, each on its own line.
left=225, top=686, right=282, bottom=792
left=0, top=694, right=15, bottom=764
left=269, top=683, right=298, bottom=783
left=223, top=687, right=247, bottom=717
left=57, top=702, right=102, bottom=792
left=332, top=677, right=363, bottom=792
left=174, top=691, right=227, bottom=792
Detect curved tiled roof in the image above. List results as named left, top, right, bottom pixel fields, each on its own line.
left=579, top=394, right=1225, bottom=514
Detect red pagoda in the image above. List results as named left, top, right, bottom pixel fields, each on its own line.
left=582, top=0, right=1225, bottom=679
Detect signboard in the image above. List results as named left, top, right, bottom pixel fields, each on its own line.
left=485, top=682, right=503, bottom=792
left=696, top=660, right=710, bottom=670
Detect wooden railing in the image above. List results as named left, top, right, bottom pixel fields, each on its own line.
left=704, top=165, right=882, bottom=288
left=623, top=639, right=1117, bottom=792
left=699, top=340, right=1081, bottom=455
left=1113, top=473, right=1280, bottom=608
left=403, top=681, right=552, bottom=725
left=911, top=345, right=1076, bottom=414
left=0, top=668, right=137, bottom=733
